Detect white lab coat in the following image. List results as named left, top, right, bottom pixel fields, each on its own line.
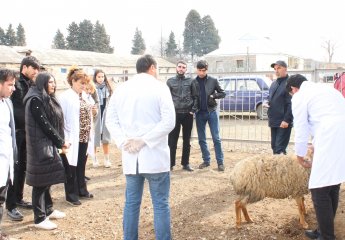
left=106, top=73, right=175, bottom=174
left=0, top=98, right=15, bottom=187
left=58, top=89, right=89, bottom=166
left=292, top=81, right=345, bottom=189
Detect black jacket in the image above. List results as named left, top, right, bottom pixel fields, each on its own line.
left=23, top=87, right=65, bottom=187
left=267, top=75, right=293, bottom=127
left=166, top=75, right=198, bottom=113
left=11, top=73, right=34, bottom=130
left=194, top=75, right=226, bottom=112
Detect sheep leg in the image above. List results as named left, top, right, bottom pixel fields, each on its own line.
left=235, top=200, right=242, bottom=228
left=241, top=201, right=253, bottom=223
left=295, top=197, right=308, bottom=229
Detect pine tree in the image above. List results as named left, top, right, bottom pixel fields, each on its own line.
left=5, top=24, right=17, bottom=46
left=131, top=28, right=146, bottom=55
left=165, top=31, right=178, bottom=58
left=183, top=10, right=202, bottom=61
left=52, top=29, right=66, bottom=49
left=0, top=27, right=5, bottom=45
left=78, top=20, right=94, bottom=51
left=16, top=23, right=26, bottom=46
left=200, top=15, right=220, bottom=55
left=93, top=21, right=113, bottom=53
left=66, top=22, right=80, bottom=50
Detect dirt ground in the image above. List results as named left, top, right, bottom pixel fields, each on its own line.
left=2, top=144, right=345, bottom=240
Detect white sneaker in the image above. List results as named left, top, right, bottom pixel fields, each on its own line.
left=92, top=157, right=99, bottom=168
left=34, top=218, right=57, bottom=230
left=48, top=210, right=66, bottom=219
left=104, top=159, right=111, bottom=168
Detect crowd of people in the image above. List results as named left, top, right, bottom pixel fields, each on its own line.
left=0, top=55, right=344, bottom=240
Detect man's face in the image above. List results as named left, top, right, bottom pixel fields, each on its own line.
left=176, top=63, right=187, bottom=76
left=22, top=65, right=39, bottom=81
left=196, top=68, right=207, bottom=78
left=0, top=77, right=16, bottom=99
left=273, top=65, right=287, bottom=78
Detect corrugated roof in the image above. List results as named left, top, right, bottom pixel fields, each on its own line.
left=0, top=45, right=23, bottom=63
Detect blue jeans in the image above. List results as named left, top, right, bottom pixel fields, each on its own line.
left=195, top=111, right=224, bottom=165
left=123, top=172, right=171, bottom=240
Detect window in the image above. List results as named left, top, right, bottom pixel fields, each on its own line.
left=60, top=68, right=67, bottom=73
left=236, top=60, right=244, bottom=69
left=246, top=80, right=261, bottom=91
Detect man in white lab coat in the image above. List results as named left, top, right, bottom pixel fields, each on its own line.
left=0, top=68, right=17, bottom=240
left=106, top=54, right=175, bottom=240
left=287, top=74, right=345, bottom=240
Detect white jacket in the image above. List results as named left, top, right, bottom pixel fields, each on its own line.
left=106, top=73, right=175, bottom=174
left=58, top=89, right=89, bottom=166
left=292, top=81, right=345, bottom=189
left=0, top=98, right=15, bottom=187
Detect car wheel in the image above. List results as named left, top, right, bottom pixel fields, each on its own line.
left=256, top=104, right=268, bottom=120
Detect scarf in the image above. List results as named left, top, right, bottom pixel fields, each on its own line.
left=96, top=82, right=109, bottom=106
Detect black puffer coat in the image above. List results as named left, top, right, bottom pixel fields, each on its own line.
left=24, top=87, right=65, bottom=187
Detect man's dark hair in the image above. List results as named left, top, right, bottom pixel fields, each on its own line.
left=0, top=68, right=16, bottom=84
left=136, top=54, right=157, bottom=74
left=176, top=60, right=187, bottom=66
left=196, top=60, right=208, bottom=70
left=286, top=74, right=307, bottom=93
left=20, top=56, right=40, bottom=72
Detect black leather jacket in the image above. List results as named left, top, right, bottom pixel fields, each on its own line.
left=166, top=75, right=198, bottom=113
left=194, top=75, right=226, bottom=112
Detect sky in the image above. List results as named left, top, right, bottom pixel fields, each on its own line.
left=2, top=0, right=345, bottom=62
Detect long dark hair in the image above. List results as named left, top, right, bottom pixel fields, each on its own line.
left=35, top=72, right=64, bottom=136
left=93, top=69, right=113, bottom=96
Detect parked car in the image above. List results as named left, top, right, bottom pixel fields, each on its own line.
left=218, top=76, right=271, bottom=119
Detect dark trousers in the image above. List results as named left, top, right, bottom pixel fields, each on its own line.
left=63, top=142, right=89, bottom=202
left=168, top=113, right=194, bottom=167
left=311, top=184, right=340, bottom=240
left=0, top=180, right=10, bottom=225
left=32, top=186, right=53, bottom=224
left=6, top=130, right=27, bottom=210
left=270, top=126, right=292, bottom=154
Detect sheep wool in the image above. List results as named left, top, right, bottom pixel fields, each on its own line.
left=230, top=153, right=311, bottom=229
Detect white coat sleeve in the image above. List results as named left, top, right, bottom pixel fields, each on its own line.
left=292, top=94, right=309, bottom=157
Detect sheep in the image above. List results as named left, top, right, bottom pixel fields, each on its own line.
left=230, top=150, right=313, bottom=230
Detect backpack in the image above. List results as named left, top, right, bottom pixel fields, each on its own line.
left=334, top=72, right=345, bottom=98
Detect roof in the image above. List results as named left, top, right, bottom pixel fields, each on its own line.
left=1, top=46, right=175, bottom=68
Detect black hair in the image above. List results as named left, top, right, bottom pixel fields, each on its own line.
left=286, top=74, right=307, bottom=93
left=35, top=72, right=64, bottom=137
left=196, top=60, right=208, bottom=70
left=136, top=54, right=157, bottom=74
left=0, top=68, right=16, bottom=83
left=20, top=56, right=40, bottom=72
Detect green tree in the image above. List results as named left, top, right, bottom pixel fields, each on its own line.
left=5, top=24, right=17, bottom=46
left=200, top=15, right=220, bottom=55
left=131, top=28, right=146, bottom=55
left=52, top=29, right=66, bottom=49
left=78, top=19, right=94, bottom=51
left=16, top=23, right=26, bottom=46
left=66, top=22, right=80, bottom=50
left=165, top=31, right=178, bottom=58
left=183, top=10, right=202, bottom=60
left=93, top=21, right=113, bottom=53
left=0, top=27, right=5, bottom=45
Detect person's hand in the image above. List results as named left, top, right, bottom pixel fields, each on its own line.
left=123, top=138, right=146, bottom=153
left=280, top=121, right=289, bottom=128
left=297, top=156, right=312, bottom=168
left=61, top=142, right=71, bottom=154
left=92, top=105, right=98, bottom=118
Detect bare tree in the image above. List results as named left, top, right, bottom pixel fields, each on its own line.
left=322, top=40, right=337, bottom=63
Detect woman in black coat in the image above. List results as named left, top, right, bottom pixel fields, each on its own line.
left=24, top=72, right=70, bottom=230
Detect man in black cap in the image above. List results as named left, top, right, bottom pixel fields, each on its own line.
left=267, top=60, right=293, bottom=154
